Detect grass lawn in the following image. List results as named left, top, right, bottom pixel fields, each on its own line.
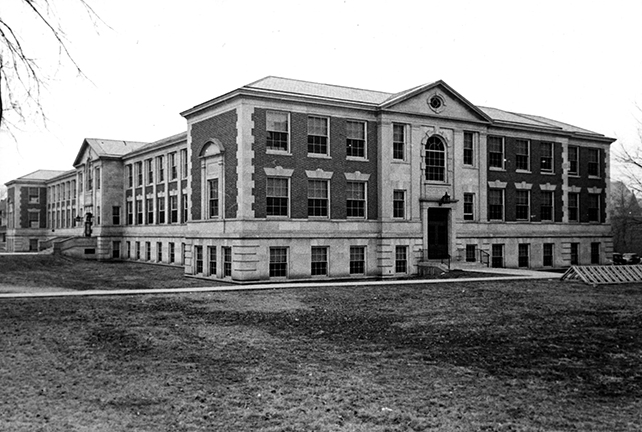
left=0, top=255, right=222, bottom=291
left=0, top=254, right=506, bottom=292
left=0, top=258, right=641, bottom=431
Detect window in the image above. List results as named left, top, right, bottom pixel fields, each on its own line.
left=95, top=168, right=101, bottom=190
left=591, top=242, right=600, bottom=264
left=311, top=246, right=328, bottom=276
left=28, top=187, right=39, bottom=204
left=570, top=243, right=579, bottom=265
left=79, top=173, right=84, bottom=192
left=157, top=242, right=163, bottom=262
left=515, top=139, right=530, bottom=171
left=135, top=242, right=141, bottom=260
left=568, top=146, right=578, bottom=175
left=308, top=116, right=328, bottom=155
left=588, top=148, right=600, bottom=176
left=195, top=246, right=203, bottom=273
left=157, top=197, right=166, bottom=224
left=266, top=178, right=289, bottom=217
left=208, top=246, right=217, bottom=276
left=126, top=201, right=133, bottom=225
left=543, top=243, right=554, bottom=267
left=146, top=159, right=154, bottom=184
left=136, top=162, right=143, bottom=186
left=463, top=193, right=474, bottom=221
left=182, top=194, right=188, bottom=223
left=126, top=165, right=133, bottom=188
left=488, top=189, right=504, bottom=221
left=346, top=120, right=366, bottom=158
left=349, top=246, right=365, bottom=275
left=491, top=244, right=504, bottom=268
left=223, top=246, right=232, bottom=277
left=208, top=179, right=219, bottom=218
left=181, top=149, right=188, bottom=178
left=308, top=180, right=328, bottom=217
left=96, top=206, right=101, bottom=226
left=169, top=242, right=175, bottom=263
left=488, top=136, right=504, bottom=169
left=157, top=156, right=165, bottom=182
left=170, top=195, right=178, bottom=223
left=126, top=241, right=131, bottom=259
left=540, top=142, right=553, bottom=173
left=393, top=190, right=405, bottom=219
left=269, top=247, right=288, bottom=278
left=181, top=243, right=185, bottom=265
left=112, top=205, right=121, bottom=225
left=28, top=211, right=39, bottom=228
left=395, top=246, right=407, bottom=274
left=87, top=165, right=93, bottom=191
left=568, top=193, right=579, bottom=222
left=393, top=124, right=406, bottom=161
left=146, top=198, right=154, bottom=224
left=266, top=111, right=289, bottom=152
left=466, top=245, right=476, bottom=262
left=588, top=194, right=600, bottom=222
left=145, top=242, right=151, bottom=261
left=346, top=182, right=366, bottom=218
left=425, top=136, right=445, bottom=181
left=136, top=199, right=143, bottom=224
left=516, top=190, right=530, bottom=221
left=518, top=244, right=529, bottom=268
left=541, top=191, right=554, bottom=221
left=170, top=153, right=178, bottom=180
left=463, top=131, right=474, bottom=166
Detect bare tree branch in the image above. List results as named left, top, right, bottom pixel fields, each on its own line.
left=0, top=0, right=106, bottom=132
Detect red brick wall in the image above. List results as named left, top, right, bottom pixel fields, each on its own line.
left=190, top=109, right=238, bottom=220
left=487, top=138, right=564, bottom=222
left=569, top=147, right=607, bottom=223
left=19, top=185, right=47, bottom=228
left=253, top=108, right=378, bottom=219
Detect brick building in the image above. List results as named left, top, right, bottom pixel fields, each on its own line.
left=4, top=77, right=615, bottom=280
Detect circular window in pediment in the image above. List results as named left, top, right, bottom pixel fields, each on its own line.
left=427, top=94, right=446, bottom=113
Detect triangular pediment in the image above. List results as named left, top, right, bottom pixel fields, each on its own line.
left=380, top=80, right=491, bottom=123
left=73, top=140, right=95, bottom=167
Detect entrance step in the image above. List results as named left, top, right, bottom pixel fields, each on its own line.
left=418, top=261, right=449, bottom=276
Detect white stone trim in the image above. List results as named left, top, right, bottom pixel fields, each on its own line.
left=588, top=187, right=603, bottom=194
left=264, top=166, right=294, bottom=177
left=305, top=169, right=333, bottom=180
left=514, top=181, right=533, bottom=190
left=568, top=186, right=581, bottom=193
left=344, top=171, right=371, bottom=182
left=487, top=180, right=507, bottom=189
left=540, top=183, right=557, bottom=191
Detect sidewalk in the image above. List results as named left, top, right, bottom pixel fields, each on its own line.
left=0, top=268, right=561, bottom=299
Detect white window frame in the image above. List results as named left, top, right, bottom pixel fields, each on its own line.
left=515, top=139, right=531, bottom=172
left=346, top=181, right=366, bottom=219
left=540, top=142, right=554, bottom=173
left=488, top=136, right=505, bottom=170
left=307, top=115, right=330, bottom=157
left=266, top=111, right=290, bottom=153
left=393, top=189, right=406, bottom=219
left=392, top=123, right=406, bottom=161
left=346, top=120, right=367, bottom=160
left=266, top=177, right=290, bottom=218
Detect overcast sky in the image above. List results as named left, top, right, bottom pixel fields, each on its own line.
left=1, top=0, right=641, bottom=188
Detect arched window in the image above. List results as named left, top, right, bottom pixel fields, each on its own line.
left=425, top=136, right=446, bottom=181
left=200, top=139, right=225, bottom=220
